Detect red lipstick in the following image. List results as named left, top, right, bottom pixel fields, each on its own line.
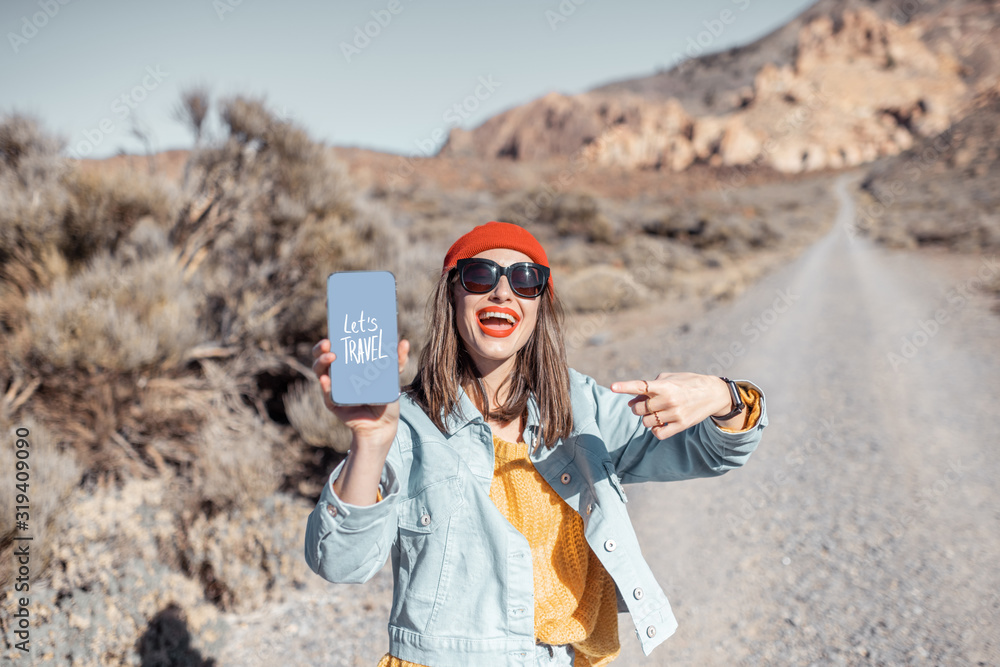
left=475, top=307, right=520, bottom=338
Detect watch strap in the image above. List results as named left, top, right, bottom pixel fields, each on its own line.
left=713, top=376, right=745, bottom=421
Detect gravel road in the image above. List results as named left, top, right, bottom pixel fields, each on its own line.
left=219, top=175, right=1000, bottom=666
left=591, top=175, right=1000, bottom=666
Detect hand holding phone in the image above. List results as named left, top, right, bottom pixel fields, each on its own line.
left=311, top=337, right=409, bottom=450
left=311, top=334, right=409, bottom=505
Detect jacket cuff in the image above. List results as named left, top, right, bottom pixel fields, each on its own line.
left=708, top=379, right=767, bottom=439
left=318, top=457, right=400, bottom=534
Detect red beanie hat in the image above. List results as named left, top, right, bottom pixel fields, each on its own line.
left=442, top=221, right=554, bottom=294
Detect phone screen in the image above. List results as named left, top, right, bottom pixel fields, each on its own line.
left=326, top=271, right=400, bottom=405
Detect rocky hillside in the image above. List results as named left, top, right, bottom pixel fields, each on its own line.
left=440, top=0, right=999, bottom=174
left=856, top=82, right=1000, bottom=251
left=589, top=0, right=993, bottom=114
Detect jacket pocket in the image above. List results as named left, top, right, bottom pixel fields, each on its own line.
left=395, top=476, right=464, bottom=632
left=398, top=476, right=464, bottom=533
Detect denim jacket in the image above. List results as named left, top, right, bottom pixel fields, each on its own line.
left=304, top=369, right=767, bottom=667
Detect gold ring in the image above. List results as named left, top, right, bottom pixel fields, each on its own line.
left=644, top=397, right=651, bottom=414
left=654, top=411, right=662, bottom=427
left=642, top=380, right=649, bottom=395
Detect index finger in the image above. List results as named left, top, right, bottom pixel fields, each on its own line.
left=311, top=339, right=330, bottom=358
left=610, top=380, right=649, bottom=396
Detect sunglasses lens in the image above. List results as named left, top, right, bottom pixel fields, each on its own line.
left=511, top=265, right=545, bottom=297
left=461, top=261, right=497, bottom=293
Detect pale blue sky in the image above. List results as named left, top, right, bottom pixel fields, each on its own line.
left=0, top=0, right=817, bottom=158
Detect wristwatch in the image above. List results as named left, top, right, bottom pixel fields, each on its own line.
left=713, top=377, right=745, bottom=421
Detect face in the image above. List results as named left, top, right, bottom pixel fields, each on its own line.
left=452, top=248, right=543, bottom=374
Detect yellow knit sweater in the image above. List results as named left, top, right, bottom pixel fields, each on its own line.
left=378, top=385, right=761, bottom=667
left=377, top=434, right=620, bottom=667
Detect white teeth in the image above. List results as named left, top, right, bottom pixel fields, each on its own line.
left=479, top=311, right=517, bottom=324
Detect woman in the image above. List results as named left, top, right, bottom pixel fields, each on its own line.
left=305, top=221, right=767, bottom=666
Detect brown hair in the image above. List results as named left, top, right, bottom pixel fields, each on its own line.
left=405, top=269, right=573, bottom=447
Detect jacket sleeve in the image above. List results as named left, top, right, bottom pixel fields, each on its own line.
left=303, top=430, right=407, bottom=584
left=580, top=370, right=768, bottom=484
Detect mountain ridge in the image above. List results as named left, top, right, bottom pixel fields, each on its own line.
left=440, top=0, right=999, bottom=175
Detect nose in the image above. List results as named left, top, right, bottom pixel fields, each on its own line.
left=490, top=274, right=513, bottom=300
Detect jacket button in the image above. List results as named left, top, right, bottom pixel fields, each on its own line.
left=420, top=513, right=431, bottom=526
left=326, top=504, right=338, bottom=518
left=646, top=625, right=656, bottom=638
left=633, top=587, right=644, bottom=600
left=561, top=473, right=571, bottom=484
left=604, top=539, right=617, bottom=552
left=586, top=503, right=593, bottom=515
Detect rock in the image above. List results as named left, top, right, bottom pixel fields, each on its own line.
left=558, top=265, right=651, bottom=314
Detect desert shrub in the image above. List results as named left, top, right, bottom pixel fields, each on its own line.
left=284, top=377, right=351, bottom=452
left=173, top=86, right=210, bottom=146
left=557, top=265, right=650, bottom=313
left=0, top=174, right=72, bottom=270
left=0, top=116, right=73, bottom=297
left=0, top=413, right=80, bottom=590
left=190, top=359, right=283, bottom=512
left=1, top=114, right=62, bottom=167
left=0, top=115, right=178, bottom=274
left=0, top=116, right=181, bottom=359
left=642, top=208, right=779, bottom=253
left=179, top=493, right=311, bottom=613
left=22, top=241, right=204, bottom=373
left=173, top=96, right=399, bottom=348
left=61, top=167, right=180, bottom=265
left=192, top=417, right=282, bottom=511
left=499, top=190, right=615, bottom=243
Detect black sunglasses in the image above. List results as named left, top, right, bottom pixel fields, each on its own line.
left=455, top=258, right=550, bottom=298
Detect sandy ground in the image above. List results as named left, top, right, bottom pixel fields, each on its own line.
left=216, top=176, right=1000, bottom=665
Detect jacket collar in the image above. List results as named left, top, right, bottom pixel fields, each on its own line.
left=442, top=382, right=543, bottom=447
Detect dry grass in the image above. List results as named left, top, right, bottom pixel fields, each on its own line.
left=23, top=246, right=204, bottom=373
left=61, top=167, right=179, bottom=264
left=0, top=115, right=178, bottom=276
left=284, top=376, right=352, bottom=453
left=0, top=116, right=73, bottom=311
left=190, top=360, right=283, bottom=512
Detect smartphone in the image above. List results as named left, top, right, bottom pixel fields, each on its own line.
left=326, top=271, right=400, bottom=405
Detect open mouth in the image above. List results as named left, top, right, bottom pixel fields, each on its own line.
left=476, top=307, right=520, bottom=338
